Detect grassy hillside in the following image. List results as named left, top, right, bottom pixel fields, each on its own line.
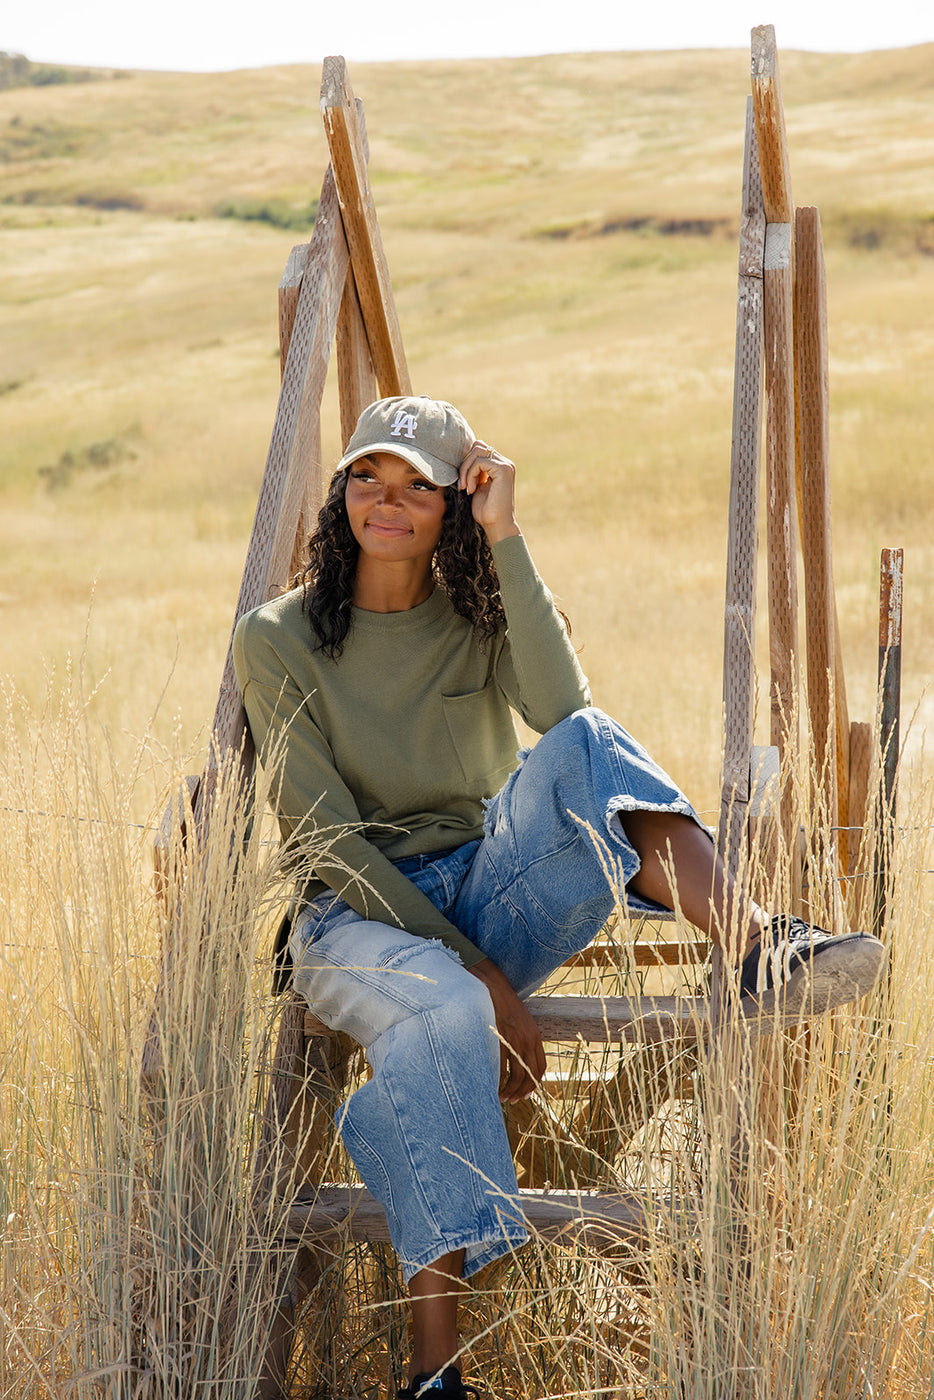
left=2, top=44, right=933, bottom=808
left=3, top=44, right=934, bottom=1400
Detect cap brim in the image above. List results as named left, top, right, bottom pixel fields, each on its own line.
left=337, top=441, right=460, bottom=488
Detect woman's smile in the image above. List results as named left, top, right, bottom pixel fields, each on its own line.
left=366, top=518, right=413, bottom=538
left=345, top=452, right=447, bottom=564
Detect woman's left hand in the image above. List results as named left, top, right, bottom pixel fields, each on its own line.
left=458, top=440, right=521, bottom=546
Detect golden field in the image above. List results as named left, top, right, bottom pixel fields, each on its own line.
left=2, top=40, right=934, bottom=1398
left=2, top=43, right=934, bottom=806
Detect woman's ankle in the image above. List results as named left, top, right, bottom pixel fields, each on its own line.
left=407, top=1351, right=459, bottom=1384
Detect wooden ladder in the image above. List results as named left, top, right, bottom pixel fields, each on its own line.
left=146, top=31, right=872, bottom=1397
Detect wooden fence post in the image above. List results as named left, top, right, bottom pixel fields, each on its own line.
left=873, top=549, right=903, bottom=941
left=717, top=97, right=765, bottom=1027
left=320, top=56, right=411, bottom=398
left=795, top=204, right=850, bottom=906
left=197, top=165, right=351, bottom=819
left=752, top=24, right=800, bottom=863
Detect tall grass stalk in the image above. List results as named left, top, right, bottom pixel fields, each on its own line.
left=0, top=668, right=296, bottom=1396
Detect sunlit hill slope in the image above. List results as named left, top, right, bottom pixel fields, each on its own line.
left=2, top=43, right=933, bottom=805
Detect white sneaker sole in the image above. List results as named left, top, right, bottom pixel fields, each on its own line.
left=740, top=932, right=887, bottom=1024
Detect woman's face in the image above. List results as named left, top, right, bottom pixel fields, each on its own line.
left=344, top=452, right=447, bottom=568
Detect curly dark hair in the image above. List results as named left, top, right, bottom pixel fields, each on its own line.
left=298, top=468, right=506, bottom=658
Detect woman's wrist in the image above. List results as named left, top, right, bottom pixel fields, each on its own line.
left=482, top=520, right=521, bottom=547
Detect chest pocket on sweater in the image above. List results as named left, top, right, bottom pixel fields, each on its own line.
left=442, top=683, right=518, bottom=790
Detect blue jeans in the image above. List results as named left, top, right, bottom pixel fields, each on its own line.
left=290, top=708, right=705, bottom=1282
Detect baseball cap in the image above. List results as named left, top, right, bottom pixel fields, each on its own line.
left=337, top=395, right=474, bottom=488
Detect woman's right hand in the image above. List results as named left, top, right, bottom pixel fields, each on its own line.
left=468, top=956, right=546, bottom=1102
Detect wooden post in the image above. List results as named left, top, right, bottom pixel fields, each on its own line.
left=198, top=166, right=349, bottom=803
left=278, top=244, right=306, bottom=378
left=717, top=97, right=765, bottom=998
left=252, top=999, right=354, bottom=1400
left=336, top=270, right=378, bottom=446
left=278, top=242, right=320, bottom=583
left=712, top=100, right=769, bottom=1235
left=333, top=99, right=380, bottom=446
left=750, top=27, right=793, bottom=223
left=847, top=719, right=873, bottom=879
left=873, top=549, right=903, bottom=940
left=320, top=56, right=411, bottom=398
left=795, top=205, right=850, bottom=896
left=751, top=25, right=799, bottom=858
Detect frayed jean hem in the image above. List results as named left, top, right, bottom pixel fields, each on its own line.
left=399, top=1220, right=530, bottom=1285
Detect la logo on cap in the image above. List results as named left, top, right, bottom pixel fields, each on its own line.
left=389, top=410, right=418, bottom=440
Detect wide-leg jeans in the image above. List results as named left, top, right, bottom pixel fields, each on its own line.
left=290, top=708, right=706, bottom=1282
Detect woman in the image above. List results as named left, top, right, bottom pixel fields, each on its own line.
left=233, top=395, right=884, bottom=1400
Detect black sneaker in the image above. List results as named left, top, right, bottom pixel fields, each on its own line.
left=397, top=1367, right=479, bottom=1400
left=739, top=914, right=886, bottom=1019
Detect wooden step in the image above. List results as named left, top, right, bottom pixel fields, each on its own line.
left=570, top=939, right=707, bottom=967
left=525, top=994, right=710, bottom=1043
left=303, top=992, right=812, bottom=1046
left=304, top=994, right=710, bottom=1046
left=283, top=1184, right=673, bottom=1251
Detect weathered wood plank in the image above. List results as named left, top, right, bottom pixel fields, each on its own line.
left=877, top=550, right=904, bottom=830
left=795, top=205, right=845, bottom=876
left=285, top=1185, right=666, bottom=1250
left=872, top=549, right=903, bottom=944
left=200, top=167, right=349, bottom=795
left=526, top=994, right=710, bottom=1043
left=570, top=938, right=707, bottom=968
left=336, top=268, right=378, bottom=448
left=750, top=25, right=793, bottom=223
left=878, top=548, right=903, bottom=793
left=720, top=98, right=766, bottom=866
left=277, top=242, right=320, bottom=585
left=745, top=743, right=790, bottom=1148
left=762, top=219, right=799, bottom=780
left=278, top=243, right=307, bottom=377
left=143, top=173, right=350, bottom=1088
left=751, top=25, right=800, bottom=822
left=321, top=56, right=411, bottom=398
left=333, top=96, right=379, bottom=447
left=715, top=97, right=767, bottom=1039
left=302, top=988, right=820, bottom=1049
left=303, top=996, right=710, bottom=1047
left=847, top=720, right=872, bottom=877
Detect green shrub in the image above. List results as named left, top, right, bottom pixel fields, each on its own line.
left=214, top=196, right=319, bottom=232
left=0, top=50, right=119, bottom=90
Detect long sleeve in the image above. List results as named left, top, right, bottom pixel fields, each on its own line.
left=490, top=534, right=591, bottom=728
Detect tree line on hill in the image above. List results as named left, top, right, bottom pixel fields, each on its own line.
left=0, top=51, right=125, bottom=90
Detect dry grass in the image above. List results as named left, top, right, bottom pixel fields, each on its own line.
left=2, top=665, right=932, bottom=1397
left=0, top=668, right=302, bottom=1394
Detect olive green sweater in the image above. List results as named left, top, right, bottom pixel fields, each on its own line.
left=232, top=533, right=590, bottom=966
